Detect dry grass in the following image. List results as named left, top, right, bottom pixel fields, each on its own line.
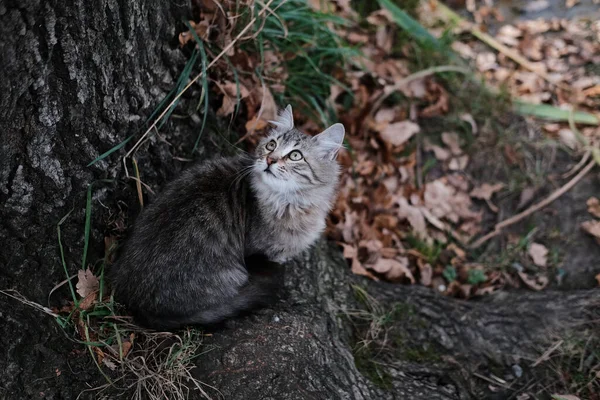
left=79, top=324, right=219, bottom=400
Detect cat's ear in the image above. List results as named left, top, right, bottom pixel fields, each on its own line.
left=269, top=104, right=294, bottom=132
left=313, top=123, right=345, bottom=160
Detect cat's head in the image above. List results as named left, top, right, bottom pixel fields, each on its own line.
left=252, top=105, right=345, bottom=194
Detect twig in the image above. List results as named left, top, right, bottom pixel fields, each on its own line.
left=132, top=158, right=144, bottom=208
left=122, top=0, right=278, bottom=177
left=531, top=340, right=564, bottom=367
left=561, top=150, right=590, bottom=179
left=470, top=159, right=597, bottom=249
left=0, top=289, right=59, bottom=318
left=472, top=372, right=511, bottom=389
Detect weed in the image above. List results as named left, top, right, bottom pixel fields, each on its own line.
left=51, top=182, right=216, bottom=399
left=531, top=327, right=600, bottom=399
left=405, top=234, right=443, bottom=265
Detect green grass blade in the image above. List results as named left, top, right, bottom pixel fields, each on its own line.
left=81, top=183, right=93, bottom=270
left=514, top=101, right=599, bottom=125
left=378, top=0, right=443, bottom=50
left=87, top=135, right=134, bottom=167
left=184, top=20, right=210, bottom=153
left=159, top=49, right=199, bottom=129
left=57, top=209, right=79, bottom=306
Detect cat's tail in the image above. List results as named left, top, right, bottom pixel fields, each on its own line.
left=134, top=278, right=278, bottom=331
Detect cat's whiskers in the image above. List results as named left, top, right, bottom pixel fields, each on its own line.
left=229, top=165, right=255, bottom=192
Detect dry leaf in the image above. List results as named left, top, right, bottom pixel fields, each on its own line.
left=551, top=395, right=580, bottom=400
left=470, top=183, right=505, bottom=200
left=102, top=358, right=117, bottom=371
left=517, top=187, right=537, bottom=210
left=528, top=243, right=549, bottom=267
left=395, top=197, right=428, bottom=239
left=76, top=268, right=99, bottom=298
left=380, top=121, right=420, bottom=147
left=419, top=262, right=433, bottom=286
left=581, top=220, right=600, bottom=243
left=441, top=132, right=462, bottom=155
left=341, top=243, right=357, bottom=259
left=351, top=257, right=376, bottom=280
left=79, top=291, right=98, bottom=311
left=558, top=129, right=579, bottom=150
left=586, top=197, right=600, bottom=218
left=368, top=257, right=414, bottom=283
left=448, top=155, right=469, bottom=171
left=217, top=81, right=250, bottom=117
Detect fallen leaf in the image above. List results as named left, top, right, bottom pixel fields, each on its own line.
left=374, top=108, right=396, bottom=124
left=581, top=220, right=600, bottom=243
left=470, top=183, right=505, bottom=200
left=79, top=291, right=98, bottom=311
left=76, top=268, right=99, bottom=298
left=351, top=257, right=377, bottom=280
left=586, top=197, right=600, bottom=218
left=419, top=262, right=433, bottom=286
left=341, top=243, right=357, bottom=259
left=217, top=81, right=250, bottom=117
left=441, top=132, right=462, bottom=155
left=379, top=121, right=420, bottom=147
left=121, top=341, right=132, bottom=357
left=359, top=239, right=383, bottom=264
left=102, top=358, right=117, bottom=371
left=595, top=273, right=600, bottom=287
left=421, top=81, right=449, bottom=117
left=528, top=243, right=549, bottom=267
left=448, top=155, right=469, bottom=171
left=395, top=197, right=428, bottom=239
left=558, top=129, right=579, bottom=150
left=517, top=187, right=537, bottom=210
left=368, top=257, right=414, bottom=283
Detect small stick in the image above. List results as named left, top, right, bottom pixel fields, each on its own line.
left=132, top=158, right=144, bottom=208
left=470, top=159, right=596, bottom=249
left=531, top=340, right=564, bottom=367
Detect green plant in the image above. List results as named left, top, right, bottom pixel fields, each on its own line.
left=442, top=266, right=457, bottom=282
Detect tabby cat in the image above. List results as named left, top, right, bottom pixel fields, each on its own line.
left=110, top=105, right=345, bottom=330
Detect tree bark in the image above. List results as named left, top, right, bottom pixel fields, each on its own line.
left=1, top=0, right=190, bottom=397
left=1, top=1, right=597, bottom=399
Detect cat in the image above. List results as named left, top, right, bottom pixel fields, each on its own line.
left=110, top=105, right=345, bottom=330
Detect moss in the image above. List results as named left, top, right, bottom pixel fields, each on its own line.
left=354, top=348, right=393, bottom=390
left=400, top=343, right=441, bottom=363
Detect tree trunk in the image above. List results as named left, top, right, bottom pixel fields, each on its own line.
left=1, top=1, right=597, bottom=399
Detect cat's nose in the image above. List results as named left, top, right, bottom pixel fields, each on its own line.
left=266, top=156, right=277, bottom=166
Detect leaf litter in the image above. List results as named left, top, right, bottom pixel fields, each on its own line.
left=173, top=0, right=600, bottom=298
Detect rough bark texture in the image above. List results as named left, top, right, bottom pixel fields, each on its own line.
left=1, top=1, right=598, bottom=399
left=1, top=0, right=190, bottom=397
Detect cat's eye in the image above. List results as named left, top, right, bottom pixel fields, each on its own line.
left=288, top=150, right=303, bottom=161
left=266, top=140, right=277, bottom=151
